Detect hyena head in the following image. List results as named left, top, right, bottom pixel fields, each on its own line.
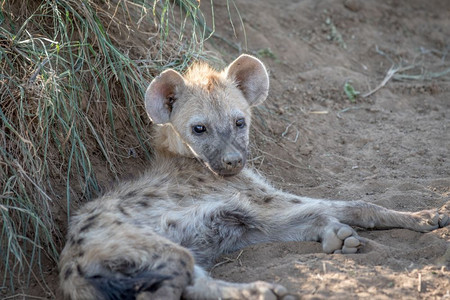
left=145, top=54, right=269, bottom=176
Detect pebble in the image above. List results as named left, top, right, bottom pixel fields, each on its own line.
left=344, top=0, right=362, bottom=12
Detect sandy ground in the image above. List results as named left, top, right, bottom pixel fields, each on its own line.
left=6, top=0, right=450, bottom=299
left=204, top=0, right=450, bottom=298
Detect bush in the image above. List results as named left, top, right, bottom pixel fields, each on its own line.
left=0, top=0, right=218, bottom=293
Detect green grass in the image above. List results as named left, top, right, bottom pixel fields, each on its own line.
left=343, top=81, right=360, bottom=102
left=0, top=0, right=221, bottom=294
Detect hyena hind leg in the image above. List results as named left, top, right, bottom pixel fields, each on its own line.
left=121, top=240, right=195, bottom=300
left=330, top=200, right=450, bottom=232
left=61, top=232, right=196, bottom=300
left=312, top=200, right=450, bottom=254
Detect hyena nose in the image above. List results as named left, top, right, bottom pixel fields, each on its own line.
left=223, top=152, right=243, bottom=169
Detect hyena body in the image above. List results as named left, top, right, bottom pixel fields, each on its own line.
left=59, top=55, right=449, bottom=300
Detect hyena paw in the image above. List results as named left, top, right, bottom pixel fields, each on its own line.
left=322, top=223, right=362, bottom=254
left=438, top=201, right=450, bottom=227
left=411, top=207, right=450, bottom=232
left=238, top=281, right=291, bottom=300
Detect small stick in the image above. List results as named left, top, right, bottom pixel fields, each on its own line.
left=336, top=106, right=361, bottom=119
left=281, top=122, right=299, bottom=143
left=362, top=65, right=414, bottom=98
left=322, top=261, right=327, bottom=274
left=394, top=67, right=450, bottom=81
left=209, top=250, right=244, bottom=274
left=417, top=273, right=422, bottom=293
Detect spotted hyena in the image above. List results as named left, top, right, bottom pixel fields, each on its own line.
left=59, top=54, right=449, bottom=300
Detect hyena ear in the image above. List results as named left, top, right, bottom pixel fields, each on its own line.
left=145, top=69, right=185, bottom=124
left=225, top=54, right=269, bottom=106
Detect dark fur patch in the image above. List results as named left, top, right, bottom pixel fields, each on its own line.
left=179, top=259, right=187, bottom=267
left=167, top=221, right=177, bottom=229
left=77, top=264, right=84, bottom=276
left=86, top=213, right=100, bottom=223
left=138, top=200, right=149, bottom=208
left=104, top=259, right=139, bottom=275
left=118, top=204, right=130, bottom=216
left=217, top=208, right=259, bottom=229
left=197, top=176, right=205, bottom=183
left=64, top=267, right=73, bottom=280
left=263, top=196, right=273, bottom=203
left=143, top=191, right=160, bottom=198
left=290, top=198, right=302, bottom=204
left=171, top=192, right=184, bottom=199
left=186, top=271, right=192, bottom=283
left=76, top=238, right=84, bottom=245
left=152, top=254, right=161, bottom=261
left=125, top=190, right=137, bottom=198
left=172, top=271, right=181, bottom=277
left=88, top=271, right=172, bottom=300
left=250, top=288, right=259, bottom=296
left=79, top=220, right=96, bottom=233
left=114, top=220, right=123, bottom=226
left=245, top=191, right=252, bottom=197
left=155, top=263, right=166, bottom=270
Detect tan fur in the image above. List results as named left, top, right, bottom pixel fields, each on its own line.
left=59, top=55, right=449, bottom=300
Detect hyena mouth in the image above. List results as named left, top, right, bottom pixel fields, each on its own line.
left=215, top=154, right=247, bottom=177
left=216, top=165, right=245, bottom=177
left=199, top=158, right=246, bottom=177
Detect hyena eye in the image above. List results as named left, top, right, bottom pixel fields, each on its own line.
left=236, top=118, right=246, bottom=128
left=192, top=125, right=207, bottom=135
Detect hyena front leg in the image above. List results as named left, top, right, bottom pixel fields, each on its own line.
left=182, top=266, right=290, bottom=300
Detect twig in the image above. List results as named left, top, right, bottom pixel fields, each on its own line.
left=375, top=45, right=395, bottom=65
left=393, top=67, right=450, bottom=81
left=281, top=122, right=299, bottom=143
left=417, top=273, right=422, bottom=292
left=336, top=106, right=361, bottom=119
left=362, top=65, right=414, bottom=98
left=209, top=250, right=244, bottom=274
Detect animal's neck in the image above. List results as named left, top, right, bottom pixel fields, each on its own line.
left=151, top=124, right=194, bottom=158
